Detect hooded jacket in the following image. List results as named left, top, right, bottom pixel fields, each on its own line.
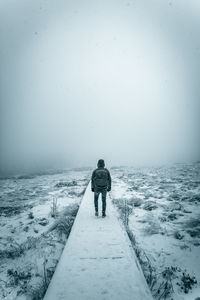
left=91, top=160, right=111, bottom=191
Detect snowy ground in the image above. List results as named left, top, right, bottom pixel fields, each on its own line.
left=111, top=162, right=200, bottom=300
left=0, top=168, right=90, bottom=299
left=0, top=163, right=199, bottom=300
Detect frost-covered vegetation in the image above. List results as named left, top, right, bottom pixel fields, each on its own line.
left=0, top=168, right=90, bottom=299
left=111, top=162, right=200, bottom=299
left=1, top=163, right=200, bottom=300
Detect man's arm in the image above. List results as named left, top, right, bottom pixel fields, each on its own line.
left=107, top=170, right=111, bottom=191
left=91, top=170, right=96, bottom=191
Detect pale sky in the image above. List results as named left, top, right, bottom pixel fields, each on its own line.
left=0, top=0, right=200, bottom=170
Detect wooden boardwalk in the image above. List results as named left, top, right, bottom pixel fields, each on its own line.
left=43, top=183, right=153, bottom=300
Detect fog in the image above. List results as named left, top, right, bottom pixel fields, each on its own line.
left=0, top=0, right=200, bottom=171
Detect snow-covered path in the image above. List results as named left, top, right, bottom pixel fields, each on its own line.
left=43, top=183, right=153, bottom=300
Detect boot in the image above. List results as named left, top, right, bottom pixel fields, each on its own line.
left=102, top=211, right=106, bottom=218
left=95, top=210, right=98, bottom=217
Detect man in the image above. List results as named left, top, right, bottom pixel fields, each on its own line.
left=91, top=159, right=111, bottom=217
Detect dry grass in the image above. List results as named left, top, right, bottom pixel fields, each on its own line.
left=0, top=205, right=31, bottom=217
left=61, top=203, right=79, bottom=217
left=47, top=203, right=79, bottom=238
left=127, top=226, right=197, bottom=299
left=0, top=237, right=39, bottom=259
left=184, top=215, right=200, bottom=238
left=50, top=216, right=74, bottom=237
left=55, top=180, right=77, bottom=188
left=127, top=197, right=143, bottom=207
left=27, top=259, right=51, bottom=300
left=113, top=197, right=177, bottom=299
left=27, top=281, right=48, bottom=300
left=112, top=198, right=133, bottom=226
left=143, top=215, right=163, bottom=235
left=127, top=228, right=176, bottom=299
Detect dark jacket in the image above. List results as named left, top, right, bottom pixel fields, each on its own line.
left=91, top=165, right=111, bottom=192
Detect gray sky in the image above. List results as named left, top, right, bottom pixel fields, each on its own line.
left=0, top=0, right=200, bottom=170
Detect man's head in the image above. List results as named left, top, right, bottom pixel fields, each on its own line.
left=97, top=159, right=105, bottom=168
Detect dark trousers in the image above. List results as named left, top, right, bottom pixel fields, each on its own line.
left=94, top=190, right=107, bottom=213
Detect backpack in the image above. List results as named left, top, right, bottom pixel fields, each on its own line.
left=94, top=169, right=108, bottom=188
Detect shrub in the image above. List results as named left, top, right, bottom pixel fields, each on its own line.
left=7, top=268, right=31, bottom=286
left=112, top=198, right=132, bottom=226
left=0, top=237, right=39, bottom=259
left=179, top=272, right=197, bottom=294
left=28, top=212, right=34, bottom=219
left=27, top=281, right=48, bottom=300
left=62, top=203, right=79, bottom=217
left=143, top=201, right=158, bottom=211
left=48, top=203, right=79, bottom=237
left=184, top=216, right=200, bottom=238
left=55, top=180, right=77, bottom=188
left=143, top=215, right=163, bottom=235
left=174, top=231, right=184, bottom=240
left=56, top=217, right=74, bottom=237
left=128, top=197, right=143, bottom=207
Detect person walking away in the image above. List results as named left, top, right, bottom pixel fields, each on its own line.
left=91, top=159, right=111, bottom=217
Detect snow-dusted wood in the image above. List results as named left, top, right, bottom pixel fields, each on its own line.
left=43, top=183, right=153, bottom=300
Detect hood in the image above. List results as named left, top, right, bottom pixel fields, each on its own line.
left=97, top=159, right=105, bottom=168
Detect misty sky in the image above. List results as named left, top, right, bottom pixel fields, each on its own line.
left=0, top=0, right=200, bottom=170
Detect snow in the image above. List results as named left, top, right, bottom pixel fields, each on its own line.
left=1, top=163, right=199, bottom=299
left=0, top=169, right=90, bottom=299
left=43, top=183, right=153, bottom=300
left=111, top=163, right=200, bottom=299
